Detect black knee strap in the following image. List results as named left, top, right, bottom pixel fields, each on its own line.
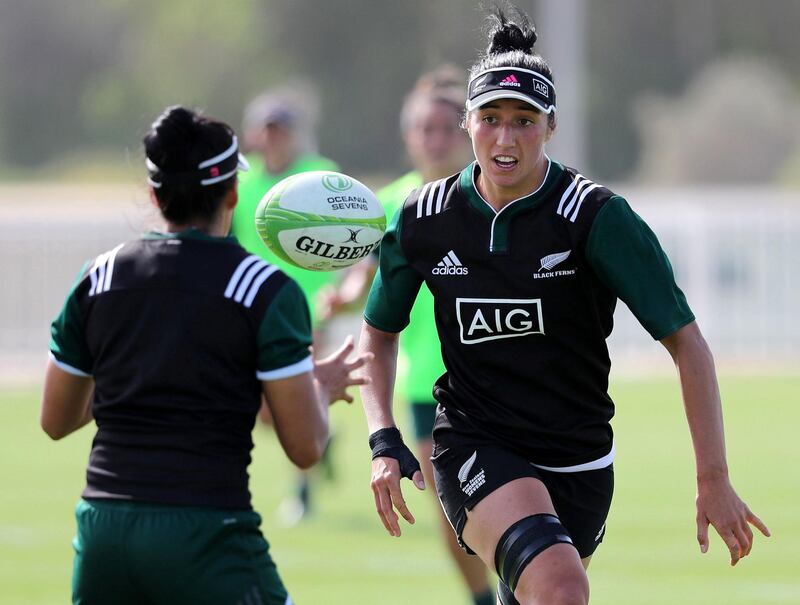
left=494, top=513, right=574, bottom=592
left=497, top=579, right=520, bottom=605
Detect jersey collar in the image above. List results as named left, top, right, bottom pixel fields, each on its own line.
left=143, top=228, right=238, bottom=243
left=458, top=158, right=564, bottom=254
left=458, top=157, right=564, bottom=222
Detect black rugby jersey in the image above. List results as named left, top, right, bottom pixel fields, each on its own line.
left=365, top=160, right=694, bottom=468
left=49, top=229, right=312, bottom=509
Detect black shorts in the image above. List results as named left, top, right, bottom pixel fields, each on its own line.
left=431, top=408, right=614, bottom=559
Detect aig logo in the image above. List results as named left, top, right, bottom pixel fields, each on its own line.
left=456, top=298, right=544, bottom=344
left=533, top=80, right=549, bottom=97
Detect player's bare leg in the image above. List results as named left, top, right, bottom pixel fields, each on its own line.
left=462, top=478, right=588, bottom=605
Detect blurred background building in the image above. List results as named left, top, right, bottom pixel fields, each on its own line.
left=1, top=0, right=799, bottom=380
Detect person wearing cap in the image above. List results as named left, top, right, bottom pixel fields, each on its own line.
left=232, top=84, right=340, bottom=326
left=317, top=66, right=494, bottom=605
left=359, top=7, right=769, bottom=605
left=41, top=105, right=370, bottom=604
left=232, top=85, right=343, bottom=524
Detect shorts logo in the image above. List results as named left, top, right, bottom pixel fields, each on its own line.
left=594, top=522, right=606, bottom=542
left=432, top=250, right=469, bottom=276
left=456, top=298, right=544, bottom=344
left=458, top=451, right=486, bottom=496
left=533, top=250, right=576, bottom=279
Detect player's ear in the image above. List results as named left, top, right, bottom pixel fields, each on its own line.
left=545, top=113, right=557, bottom=142
left=148, top=187, right=160, bottom=209
left=461, top=112, right=472, bottom=139
left=225, top=180, right=238, bottom=210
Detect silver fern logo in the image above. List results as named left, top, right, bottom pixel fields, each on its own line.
left=533, top=250, right=577, bottom=280
left=457, top=451, right=477, bottom=485
left=539, top=250, right=571, bottom=272
left=457, top=451, right=486, bottom=496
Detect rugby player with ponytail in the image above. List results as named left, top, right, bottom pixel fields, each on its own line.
left=359, top=6, right=769, bottom=604
left=42, top=106, right=369, bottom=605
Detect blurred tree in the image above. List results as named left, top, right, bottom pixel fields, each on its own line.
left=0, top=1, right=127, bottom=166
left=78, top=0, right=276, bottom=161
left=633, top=57, right=800, bottom=184
left=1, top=0, right=800, bottom=180
left=586, top=0, right=800, bottom=180
left=258, top=0, right=484, bottom=173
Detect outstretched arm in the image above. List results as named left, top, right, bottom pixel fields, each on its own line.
left=316, top=259, right=377, bottom=322
left=264, top=336, right=370, bottom=469
left=359, top=322, right=425, bottom=537
left=661, top=321, right=770, bottom=565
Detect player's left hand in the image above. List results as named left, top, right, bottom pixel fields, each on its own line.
left=695, top=474, right=770, bottom=566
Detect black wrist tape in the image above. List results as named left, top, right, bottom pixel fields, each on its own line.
left=369, top=427, right=421, bottom=480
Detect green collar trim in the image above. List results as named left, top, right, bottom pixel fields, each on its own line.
left=143, top=228, right=237, bottom=243
left=458, top=158, right=564, bottom=253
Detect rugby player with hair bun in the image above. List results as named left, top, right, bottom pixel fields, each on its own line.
left=359, top=6, right=769, bottom=604
left=42, top=105, right=369, bottom=605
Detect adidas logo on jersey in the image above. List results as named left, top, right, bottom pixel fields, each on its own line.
left=432, top=250, right=469, bottom=275
left=499, top=74, right=521, bottom=87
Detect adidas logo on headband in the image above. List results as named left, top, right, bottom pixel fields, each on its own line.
left=467, top=67, right=556, bottom=114
left=146, top=134, right=249, bottom=189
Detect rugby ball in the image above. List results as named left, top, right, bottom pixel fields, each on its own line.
left=255, top=171, right=385, bottom=271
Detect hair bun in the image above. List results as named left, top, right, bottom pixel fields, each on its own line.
left=486, top=8, right=537, bottom=56
left=153, top=106, right=200, bottom=142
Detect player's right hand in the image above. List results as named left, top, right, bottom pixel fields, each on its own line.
left=370, top=456, right=425, bottom=537
left=314, top=284, right=342, bottom=323
left=313, top=335, right=372, bottom=405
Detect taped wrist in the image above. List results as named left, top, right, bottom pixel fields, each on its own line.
left=368, top=427, right=421, bottom=480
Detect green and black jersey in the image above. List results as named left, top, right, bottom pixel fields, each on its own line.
left=50, top=229, right=312, bottom=509
left=365, top=159, right=694, bottom=469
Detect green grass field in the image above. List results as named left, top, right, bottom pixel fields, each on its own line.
left=2, top=375, right=798, bottom=604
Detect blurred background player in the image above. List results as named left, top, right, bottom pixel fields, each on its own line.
left=319, top=66, right=492, bottom=605
left=232, top=81, right=341, bottom=524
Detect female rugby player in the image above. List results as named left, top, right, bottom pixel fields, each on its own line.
left=41, top=106, right=369, bottom=605
left=359, top=8, right=769, bottom=605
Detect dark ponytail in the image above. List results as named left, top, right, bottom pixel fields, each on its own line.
left=144, top=106, right=237, bottom=225
left=469, top=5, right=556, bottom=127
left=485, top=7, right=537, bottom=56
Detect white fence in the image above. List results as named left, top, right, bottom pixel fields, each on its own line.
left=1, top=183, right=798, bottom=383
left=607, top=186, right=800, bottom=370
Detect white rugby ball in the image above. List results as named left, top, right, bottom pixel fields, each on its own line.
left=255, top=171, right=385, bottom=271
